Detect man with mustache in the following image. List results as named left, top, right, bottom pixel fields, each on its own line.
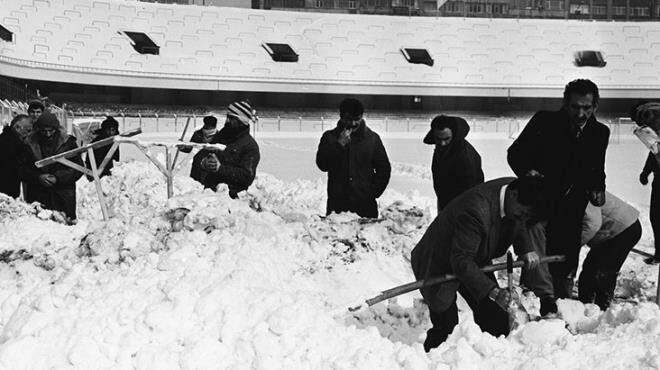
left=508, top=79, right=610, bottom=315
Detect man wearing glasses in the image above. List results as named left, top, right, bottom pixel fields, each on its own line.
left=316, top=98, right=391, bottom=218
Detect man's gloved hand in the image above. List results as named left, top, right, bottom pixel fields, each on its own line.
left=337, top=128, right=352, bottom=147
left=520, top=251, right=540, bottom=270
left=38, top=174, right=55, bottom=187
left=488, top=287, right=518, bottom=311
left=200, top=153, right=220, bottom=172
left=589, top=190, right=606, bottom=207
left=640, top=172, right=650, bottom=186
left=525, top=169, right=544, bottom=178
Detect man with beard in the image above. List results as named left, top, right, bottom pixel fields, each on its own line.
left=316, top=98, right=391, bottom=218
left=0, top=114, right=32, bottom=197
left=198, top=101, right=260, bottom=199
left=180, top=115, right=219, bottom=186
left=508, top=79, right=610, bottom=315
left=19, top=112, right=83, bottom=221
left=423, top=115, right=484, bottom=213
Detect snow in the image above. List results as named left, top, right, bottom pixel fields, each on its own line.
left=0, top=130, right=658, bottom=369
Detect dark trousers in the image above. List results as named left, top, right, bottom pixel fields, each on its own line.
left=424, top=274, right=509, bottom=352
left=651, top=182, right=660, bottom=258
left=546, top=188, right=589, bottom=298
left=578, top=220, right=642, bottom=308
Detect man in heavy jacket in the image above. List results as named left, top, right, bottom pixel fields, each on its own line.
left=180, top=115, right=218, bottom=186
left=85, top=116, right=120, bottom=179
left=0, top=114, right=32, bottom=197
left=198, top=101, right=260, bottom=199
left=316, top=98, right=391, bottom=218
left=19, top=112, right=83, bottom=220
left=508, top=79, right=610, bottom=308
left=411, top=176, right=547, bottom=352
left=423, top=115, right=484, bottom=213
left=579, top=191, right=641, bottom=310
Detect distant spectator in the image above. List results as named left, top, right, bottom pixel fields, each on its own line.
left=316, top=98, right=391, bottom=218
left=19, top=112, right=83, bottom=221
left=0, top=115, right=32, bottom=197
left=180, top=115, right=218, bottom=186
left=199, top=101, right=260, bottom=199
left=423, top=115, right=484, bottom=213
left=85, top=116, right=120, bottom=179
left=27, top=100, right=45, bottom=123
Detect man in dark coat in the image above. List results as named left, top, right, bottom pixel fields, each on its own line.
left=508, top=79, right=610, bottom=311
left=19, top=112, right=83, bottom=220
left=411, top=176, right=547, bottom=352
left=423, top=115, right=484, bottom=213
left=316, top=98, right=391, bottom=218
left=0, top=114, right=32, bottom=197
left=85, top=116, right=120, bottom=179
left=199, top=101, right=260, bottom=199
left=180, top=115, right=218, bottom=186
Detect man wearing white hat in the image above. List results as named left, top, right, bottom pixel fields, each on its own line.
left=200, top=100, right=260, bottom=199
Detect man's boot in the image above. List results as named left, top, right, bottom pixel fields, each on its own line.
left=539, top=296, right=558, bottom=317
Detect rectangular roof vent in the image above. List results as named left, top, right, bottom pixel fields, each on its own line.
left=0, top=24, right=13, bottom=42
left=121, top=31, right=159, bottom=55
left=401, top=48, right=434, bottom=66
left=574, top=50, right=606, bottom=67
left=262, top=43, right=298, bottom=62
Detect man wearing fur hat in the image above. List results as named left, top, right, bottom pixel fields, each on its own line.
left=19, top=112, right=83, bottom=220
left=180, top=115, right=219, bottom=186
left=423, top=115, right=484, bottom=213
left=85, top=116, right=120, bottom=179
left=199, top=101, right=260, bottom=199
left=316, top=98, right=391, bottom=218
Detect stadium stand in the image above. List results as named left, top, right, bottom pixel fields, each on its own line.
left=0, top=0, right=659, bottom=98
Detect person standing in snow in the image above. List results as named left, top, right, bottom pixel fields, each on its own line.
left=632, top=101, right=660, bottom=265
left=19, top=112, right=83, bottom=221
left=508, top=79, right=610, bottom=313
left=578, top=191, right=641, bottom=310
left=410, top=176, right=547, bottom=351
left=423, top=115, right=484, bottom=213
left=316, top=98, right=391, bottom=218
left=180, top=115, right=219, bottom=187
left=0, top=114, right=32, bottom=198
left=85, top=116, right=120, bottom=179
left=198, top=101, right=260, bottom=199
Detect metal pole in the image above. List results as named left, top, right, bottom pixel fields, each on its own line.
left=155, top=113, right=159, bottom=132
left=121, top=113, right=126, bottom=131
left=174, top=114, right=178, bottom=132
left=138, top=112, right=142, bottom=129
left=278, top=115, right=281, bottom=131
left=299, top=116, right=302, bottom=131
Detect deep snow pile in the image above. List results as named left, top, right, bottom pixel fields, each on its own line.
left=0, top=161, right=658, bottom=369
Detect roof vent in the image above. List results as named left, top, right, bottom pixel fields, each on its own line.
left=121, top=31, right=159, bottom=55
left=401, top=48, right=434, bottom=66
left=262, top=43, right=298, bottom=62
left=574, top=50, right=606, bottom=67
left=0, top=24, right=13, bottom=42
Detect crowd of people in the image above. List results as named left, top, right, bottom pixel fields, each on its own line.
left=1, top=82, right=659, bottom=350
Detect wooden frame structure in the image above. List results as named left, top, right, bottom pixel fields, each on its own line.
left=35, top=128, right=225, bottom=221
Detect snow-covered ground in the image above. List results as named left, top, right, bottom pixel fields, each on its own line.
left=0, top=128, right=658, bottom=369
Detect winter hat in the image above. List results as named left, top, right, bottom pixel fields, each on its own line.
left=101, top=116, right=119, bottom=130
left=423, top=115, right=470, bottom=145
left=203, top=115, right=218, bottom=127
left=227, top=101, right=256, bottom=126
left=34, top=111, right=60, bottom=129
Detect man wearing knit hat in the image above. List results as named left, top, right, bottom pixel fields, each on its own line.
left=199, top=101, right=260, bottom=198
left=85, top=116, right=121, bottom=179
left=19, top=111, right=83, bottom=221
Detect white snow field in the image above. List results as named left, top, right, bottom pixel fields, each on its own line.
left=0, top=126, right=658, bottom=369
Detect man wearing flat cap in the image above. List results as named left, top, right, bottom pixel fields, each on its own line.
left=423, top=114, right=484, bottom=214
left=19, top=111, right=83, bottom=221
left=198, top=101, right=260, bottom=199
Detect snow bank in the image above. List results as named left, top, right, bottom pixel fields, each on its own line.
left=0, top=161, right=658, bottom=369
